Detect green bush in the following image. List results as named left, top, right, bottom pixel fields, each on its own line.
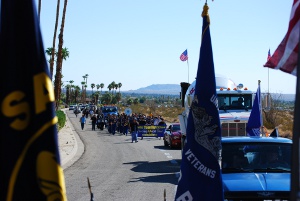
left=56, top=110, right=66, bottom=131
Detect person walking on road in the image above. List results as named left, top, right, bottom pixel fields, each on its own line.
left=91, top=114, right=97, bottom=131
left=80, top=114, right=86, bottom=130
left=130, top=118, right=139, bottom=143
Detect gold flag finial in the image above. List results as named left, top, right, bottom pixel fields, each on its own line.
left=201, top=3, right=210, bottom=23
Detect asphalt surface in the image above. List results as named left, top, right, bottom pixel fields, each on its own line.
left=58, top=109, right=172, bottom=170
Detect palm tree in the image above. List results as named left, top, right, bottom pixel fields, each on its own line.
left=60, top=47, right=69, bottom=64
left=81, top=81, right=85, bottom=103
left=114, top=83, right=118, bottom=94
left=101, top=92, right=112, bottom=105
left=45, top=47, right=56, bottom=64
left=49, top=0, right=61, bottom=80
left=65, top=84, right=71, bottom=105
left=83, top=74, right=89, bottom=86
left=74, top=85, right=81, bottom=103
left=110, top=81, right=116, bottom=93
left=54, top=0, right=69, bottom=108
left=100, top=83, right=104, bottom=94
left=68, top=80, right=74, bottom=102
left=116, top=92, right=122, bottom=103
left=107, top=84, right=113, bottom=93
left=91, top=83, right=95, bottom=97
left=118, top=82, right=122, bottom=92
left=94, top=91, right=100, bottom=105
left=96, top=84, right=100, bottom=92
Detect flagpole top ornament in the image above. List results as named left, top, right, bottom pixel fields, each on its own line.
left=201, top=3, right=210, bottom=23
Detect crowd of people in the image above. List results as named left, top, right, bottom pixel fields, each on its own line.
left=76, top=106, right=167, bottom=143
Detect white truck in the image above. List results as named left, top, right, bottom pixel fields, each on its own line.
left=179, top=75, right=254, bottom=140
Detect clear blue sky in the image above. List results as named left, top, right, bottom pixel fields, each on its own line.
left=36, top=0, right=297, bottom=94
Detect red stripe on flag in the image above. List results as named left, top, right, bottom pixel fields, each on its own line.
left=264, top=0, right=300, bottom=75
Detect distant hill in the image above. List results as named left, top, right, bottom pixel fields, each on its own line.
left=125, top=84, right=180, bottom=95
left=123, top=84, right=295, bottom=101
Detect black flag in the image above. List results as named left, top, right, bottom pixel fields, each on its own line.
left=0, top=0, right=67, bottom=200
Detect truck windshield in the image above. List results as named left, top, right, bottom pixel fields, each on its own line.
left=222, top=142, right=291, bottom=172
left=218, top=94, right=252, bottom=110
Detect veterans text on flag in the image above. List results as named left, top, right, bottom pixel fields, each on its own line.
left=175, top=3, right=224, bottom=201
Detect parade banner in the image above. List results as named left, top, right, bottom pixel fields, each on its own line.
left=137, top=125, right=166, bottom=137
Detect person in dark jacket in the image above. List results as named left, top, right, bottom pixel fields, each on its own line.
left=129, top=118, right=139, bottom=143
left=91, top=114, right=97, bottom=131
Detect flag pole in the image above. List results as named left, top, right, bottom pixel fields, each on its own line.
left=290, top=27, right=300, bottom=201
left=187, top=59, right=190, bottom=84
left=258, top=80, right=264, bottom=136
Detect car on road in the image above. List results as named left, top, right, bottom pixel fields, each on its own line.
left=163, top=123, right=181, bottom=148
left=222, top=136, right=292, bottom=201
left=69, top=105, right=77, bottom=110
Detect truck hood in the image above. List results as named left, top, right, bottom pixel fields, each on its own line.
left=223, top=172, right=290, bottom=192
left=219, top=111, right=250, bottom=122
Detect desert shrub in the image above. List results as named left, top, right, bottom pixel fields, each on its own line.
left=56, top=110, right=66, bottom=130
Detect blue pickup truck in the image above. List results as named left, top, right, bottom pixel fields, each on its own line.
left=222, top=136, right=292, bottom=201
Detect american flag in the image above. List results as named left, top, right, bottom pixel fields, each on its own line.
left=267, top=49, right=271, bottom=61
left=180, top=49, right=188, bottom=61
left=264, top=0, right=300, bottom=75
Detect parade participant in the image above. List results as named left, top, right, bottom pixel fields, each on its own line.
left=111, top=115, right=117, bottom=135
left=80, top=114, right=86, bottom=130
left=157, top=118, right=167, bottom=140
left=129, top=118, right=139, bottom=143
left=107, top=114, right=113, bottom=134
left=91, top=114, right=97, bottom=131
left=123, top=116, right=129, bottom=136
left=74, top=106, right=80, bottom=118
left=139, top=116, right=147, bottom=140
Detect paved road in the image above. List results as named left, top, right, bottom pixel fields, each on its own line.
left=58, top=110, right=182, bottom=201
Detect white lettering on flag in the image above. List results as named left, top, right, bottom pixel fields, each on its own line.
left=176, top=191, right=193, bottom=201
left=184, top=149, right=216, bottom=178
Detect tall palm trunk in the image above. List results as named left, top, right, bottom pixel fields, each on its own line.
left=50, top=0, right=60, bottom=80
left=54, top=0, right=68, bottom=109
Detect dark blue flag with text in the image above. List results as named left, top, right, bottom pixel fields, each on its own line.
left=175, top=3, right=224, bottom=201
left=0, top=0, right=67, bottom=200
left=246, top=82, right=262, bottom=136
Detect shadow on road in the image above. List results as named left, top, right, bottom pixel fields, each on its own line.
left=129, top=173, right=178, bottom=185
left=124, top=160, right=180, bottom=174
left=124, top=160, right=180, bottom=184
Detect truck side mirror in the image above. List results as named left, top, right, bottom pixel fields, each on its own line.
left=180, top=82, right=190, bottom=107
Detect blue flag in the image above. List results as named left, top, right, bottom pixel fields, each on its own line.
left=175, top=4, right=223, bottom=201
left=0, top=0, right=67, bottom=200
left=246, top=83, right=262, bottom=136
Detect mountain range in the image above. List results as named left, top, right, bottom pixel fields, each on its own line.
left=126, top=84, right=181, bottom=95
left=124, top=84, right=296, bottom=102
